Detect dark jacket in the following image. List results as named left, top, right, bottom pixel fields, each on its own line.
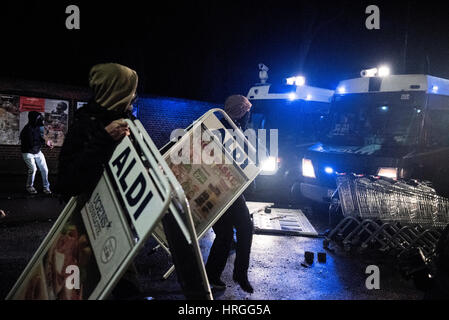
left=57, top=101, right=130, bottom=201
left=19, top=111, right=45, bottom=154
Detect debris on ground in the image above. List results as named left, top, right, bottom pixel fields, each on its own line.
left=305, top=251, right=314, bottom=264
left=318, top=252, right=327, bottom=263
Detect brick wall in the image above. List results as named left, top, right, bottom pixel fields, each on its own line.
left=137, top=95, right=221, bottom=148
left=0, top=78, right=220, bottom=191
left=0, top=78, right=90, bottom=191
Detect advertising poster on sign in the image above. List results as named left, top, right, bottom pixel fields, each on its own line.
left=0, top=94, right=20, bottom=145
left=9, top=174, right=135, bottom=300
left=153, top=110, right=260, bottom=247
left=12, top=209, right=101, bottom=300
left=165, top=138, right=247, bottom=236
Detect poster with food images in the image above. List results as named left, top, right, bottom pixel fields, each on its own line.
left=0, top=94, right=20, bottom=145
left=9, top=174, right=136, bottom=300
left=153, top=111, right=260, bottom=246
left=12, top=213, right=101, bottom=300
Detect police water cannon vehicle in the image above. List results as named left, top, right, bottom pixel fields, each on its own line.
left=245, top=64, right=334, bottom=204
left=299, top=67, right=449, bottom=203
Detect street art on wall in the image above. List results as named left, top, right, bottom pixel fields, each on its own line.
left=0, top=95, right=20, bottom=145
left=9, top=96, right=70, bottom=147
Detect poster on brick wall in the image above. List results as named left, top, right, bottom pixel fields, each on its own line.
left=77, top=101, right=88, bottom=109
left=19, top=97, right=69, bottom=147
left=19, top=97, right=45, bottom=113
left=43, top=99, right=69, bottom=147
left=0, top=94, right=20, bottom=145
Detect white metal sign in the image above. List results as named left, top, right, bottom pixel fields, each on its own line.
left=6, top=120, right=187, bottom=300
left=108, top=137, right=166, bottom=239
left=153, top=109, right=261, bottom=250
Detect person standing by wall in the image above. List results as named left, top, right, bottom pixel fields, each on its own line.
left=19, top=111, right=53, bottom=195
left=205, top=95, right=255, bottom=293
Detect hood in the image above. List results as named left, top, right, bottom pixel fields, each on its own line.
left=28, top=111, right=43, bottom=127
left=224, top=95, right=252, bottom=121
left=88, top=63, right=138, bottom=114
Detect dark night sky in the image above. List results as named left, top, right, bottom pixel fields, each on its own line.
left=1, top=1, right=449, bottom=103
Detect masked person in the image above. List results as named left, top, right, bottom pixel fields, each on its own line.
left=57, top=63, right=138, bottom=299
left=57, top=63, right=137, bottom=201
left=20, top=111, right=54, bottom=194
left=205, top=95, right=254, bottom=293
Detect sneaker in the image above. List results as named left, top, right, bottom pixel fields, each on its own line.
left=233, top=273, right=254, bottom=294
left=43, top=188, right=52, bottom=195
left=208, top=277, right=226, bottom=290
left=26, top=186, right=37, bottom=194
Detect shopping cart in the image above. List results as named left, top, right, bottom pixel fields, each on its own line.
left=325, top=174, right=449, bottom=257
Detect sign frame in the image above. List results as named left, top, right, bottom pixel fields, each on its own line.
left=6, top=118, right=212, bottom=300
left=151, top=109, right=262, bottom=278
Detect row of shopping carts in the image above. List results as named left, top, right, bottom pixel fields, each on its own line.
left=324, top=174, right=449, bottom=259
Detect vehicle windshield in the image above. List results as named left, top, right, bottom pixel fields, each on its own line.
left=322, top=93, right=424, bottom=147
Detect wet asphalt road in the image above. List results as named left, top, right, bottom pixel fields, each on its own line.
left=0, top=193, right=423, bottom=300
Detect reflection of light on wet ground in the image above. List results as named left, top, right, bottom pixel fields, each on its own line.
left=198, top=228, right=421, bottom=300
left=248, top=235, right=345, bottom=300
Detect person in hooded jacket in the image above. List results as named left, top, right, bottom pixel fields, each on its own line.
left=57, top=63, right=139, bottom=299
left=205, top=95, right=255, bottom=293
left=20, top=111, right=54, bottom=194
left=57, top=63, right=137, bottom=201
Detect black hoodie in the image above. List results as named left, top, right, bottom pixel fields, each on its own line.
left=19, top=111, right=45, bottom=154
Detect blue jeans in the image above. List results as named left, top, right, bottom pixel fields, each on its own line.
left=22, top=151, right=50, bottom=189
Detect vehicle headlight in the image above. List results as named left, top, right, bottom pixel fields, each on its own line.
left=377, top=167, right=398, bottom=180
left=261, top=156, right=277, bottom=174
left=302, top=158, right=316, bottom=179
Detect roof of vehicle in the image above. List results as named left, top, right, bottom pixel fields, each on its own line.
left=247, top=84, right=334, bottom=103
left=337, top=74, right=449, bottom=96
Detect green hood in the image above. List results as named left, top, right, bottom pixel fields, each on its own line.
left=88, top=63, right=138, bottom=114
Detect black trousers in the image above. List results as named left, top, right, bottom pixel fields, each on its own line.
left=205, top=195, right=253, bottom=279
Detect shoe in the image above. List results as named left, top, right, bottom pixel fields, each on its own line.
left=43, top=188, right=52, bottom=195
left=233, top=273, right=254, bottom=294
left=209, top=277, right=226, bottom=290
left=26, top=186, right=37, bottom=194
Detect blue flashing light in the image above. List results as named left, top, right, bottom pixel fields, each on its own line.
left=324, top=166, right=334, bottom=174
left=380, top=106, right=389, bottom=111
left=288, top=93, right=297, bottom=101
left=337, top=86, right=346, bottom=94
left=432, top=85, right=439, bottom=93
